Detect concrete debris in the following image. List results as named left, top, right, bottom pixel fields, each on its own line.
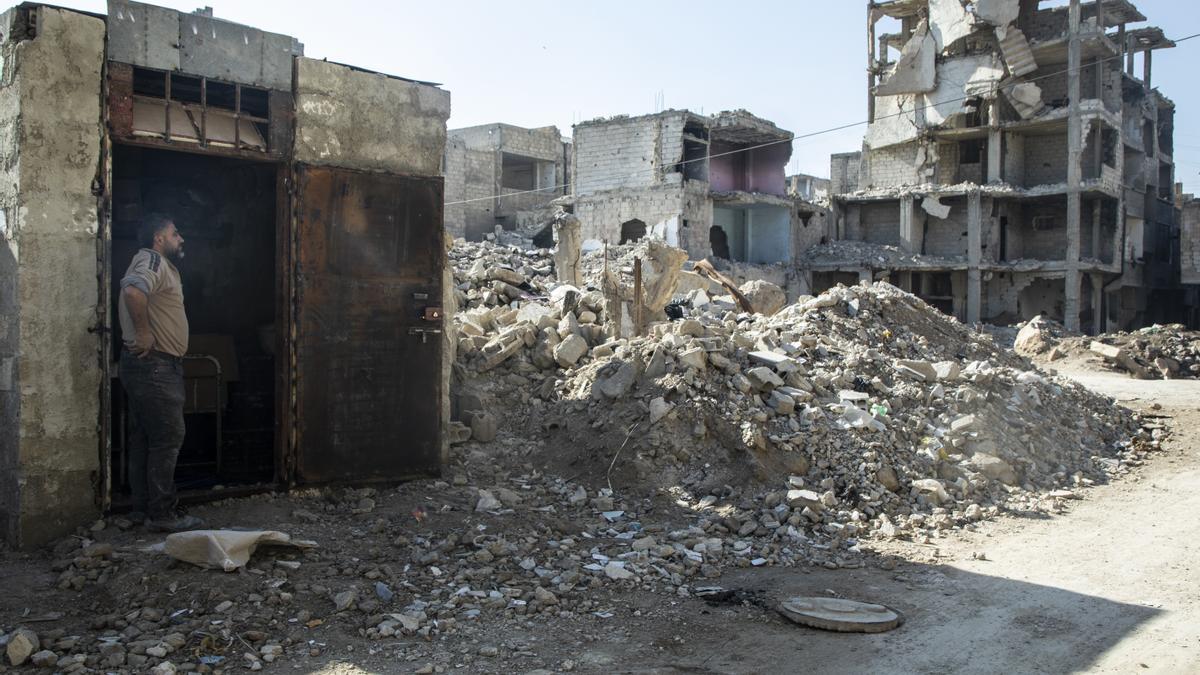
left=1014, top=318, right=1199, bottom=380
left=739, top=279, right=788, bottom=317
left=921, top=196, right=952, bottom=220
left=1004, top=81, right=1045, bottom=119
left=996, top=27, right=1037, bottom=77
left=6, top=628, right=39, bottom=666
left=929, top=0, right=976, bottom=53
left=875, top=19, right=937, bottom=96
left=448, top=235, right=1148, bottom=559
left=975, top=0, right=1020, bottom=36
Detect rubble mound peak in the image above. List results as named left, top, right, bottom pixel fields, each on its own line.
left=449, top=239, right=1149, bottom=546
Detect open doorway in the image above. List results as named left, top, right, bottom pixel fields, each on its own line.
left=108, top=144, right=279, bottom=499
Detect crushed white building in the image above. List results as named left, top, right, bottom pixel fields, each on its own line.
left=815, top=0, right=1181, bottom=331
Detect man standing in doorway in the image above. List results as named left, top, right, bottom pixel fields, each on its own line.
left=118, top=213, right=203, bottom=532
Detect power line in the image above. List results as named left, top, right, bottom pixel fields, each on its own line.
left=444, top=30, right=1200, bottom=207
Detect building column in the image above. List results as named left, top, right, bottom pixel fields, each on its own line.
left=1064, top=0, right=1083, bottom=331
left=899, top=195, right=917, bottom=252
left=967, top=190, right=983, bottom=323
left=1091, top=272, right=1104, bottom=335
left=987, top=102, right=1002, bottom=183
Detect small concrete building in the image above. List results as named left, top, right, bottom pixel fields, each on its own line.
left=0, top=1, right=451, bottom=548
left=569, top=110, right=826, bottom=295
left=443, top=123, right=570, bottom=241
left=815, top=0, right=1181, bottom=332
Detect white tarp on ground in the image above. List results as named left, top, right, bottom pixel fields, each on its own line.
left=156, top=530, right=318, bottom=571
left=929, top=0, right=976, bottom=52
left=876, top=20, right=937, bottom=96
left=866, top=54, right=1005, bottom=149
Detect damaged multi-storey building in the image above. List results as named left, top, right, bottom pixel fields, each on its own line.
left=0, top=1, right=452, bottom=548
left=567, top=110, right=826, bottom=296
left=816, top=0, right=1181, bottom=331
left=443, top=123, right=571, bottom=242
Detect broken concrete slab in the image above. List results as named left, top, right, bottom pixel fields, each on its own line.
left=929, top=0, right=976, bottom=53
left=875, top=19, right=937, bottom=96
left=1004, top=81, right=1045, bottom=119
left=921, top=195, right=952, bottom=219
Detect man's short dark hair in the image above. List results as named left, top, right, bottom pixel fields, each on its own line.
left=138, top=213, right=174, bottom=248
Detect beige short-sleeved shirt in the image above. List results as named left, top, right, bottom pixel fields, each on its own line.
left=118, top=248, right=189, bottom=357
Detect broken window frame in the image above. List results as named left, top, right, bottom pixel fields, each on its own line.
left=129, top=66, right=272, bottom=152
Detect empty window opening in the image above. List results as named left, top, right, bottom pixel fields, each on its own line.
left=500, top=153, right=554, bottom=192
left=679, top=140, right=709, bottom=181
left=1143, top=120, right=1155, bottom=155
left=712, top=206, right=791, bottom=264
left=1158, top=162, right=1173, bottom=200
left=127, top=67, right=271, bottom=152
left=959, top=139, right=986, bottom=165
left=1158, top=110, right=1174, bottom=155
left=619, top=219, right=646, bottom=244
left=710, top=225, right=730, bottom=259
left=1101, top=128, right=1118, bottom=168
left=963, top=98, right=986, bottom=128
left=109, top=144, right=279, bottom=500
left=913, top=271, right=954, bottom=315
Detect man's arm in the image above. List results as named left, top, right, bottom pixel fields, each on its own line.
left=122, top=285, right=155, bottom=356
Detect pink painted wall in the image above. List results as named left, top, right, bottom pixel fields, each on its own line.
left=708, top=142, right=789, bottom=196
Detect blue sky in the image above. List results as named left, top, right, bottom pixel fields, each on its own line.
left=56, top=0, right=1200, bottom=192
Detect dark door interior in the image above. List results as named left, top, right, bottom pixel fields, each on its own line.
left=292, top=165, right=444, bottom=483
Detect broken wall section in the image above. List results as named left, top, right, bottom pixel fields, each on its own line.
left=0, top=7, right=106, bottom=549
left=294, top=58, right=450, bottom=176
left=1183, top=199, right=1200, bottom=286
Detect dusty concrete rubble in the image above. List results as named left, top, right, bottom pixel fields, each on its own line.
left=0, top=238, right=1161, bottom=674
left=1015, top=317, right=1199, bottom=379
left=450, top=240, right=1149, bottom=540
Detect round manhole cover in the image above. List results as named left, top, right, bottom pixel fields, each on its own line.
left=778, top=596, right=902, bottom=633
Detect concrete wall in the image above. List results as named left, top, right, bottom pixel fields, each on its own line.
left=0, top=7, right=106, bottom=549
left=443, top=137, right=467, bottom=238
left=294, top=58, right=450, bottom=176
left=1182, top=200, right=1200, bottom=285
left=574, top=184, right=685, bottom=247
left=860, top=202, right=902, bottom=247
left=923, top=197, right=970, bottom=257
left=1022, top=132, right=1069, bottom=187
left=865, top=141, right=924, bottom=188
left=830, top=152, right=862, bottom=194
left=573, top=112, right=690, bottom=194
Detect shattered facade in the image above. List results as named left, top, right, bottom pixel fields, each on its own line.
left=787, top=173, right=832, bottom=202
left=443, top=123, right=570, bottom=242
left=0, top=1, right=451, bottom=548
left=820, top=0, right=1181, bottom=332
left=569, top=110, right=826, bottom=299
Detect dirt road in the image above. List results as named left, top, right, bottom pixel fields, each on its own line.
left=584, top=370, right=1200, bottom=674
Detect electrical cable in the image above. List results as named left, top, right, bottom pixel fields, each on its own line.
left=444, top=29, right=1200, bottom=207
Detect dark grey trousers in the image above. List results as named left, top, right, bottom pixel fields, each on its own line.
left=120, top=351, right=186, bottom=519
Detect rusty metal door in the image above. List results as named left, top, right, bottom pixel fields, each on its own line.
left=291, top=165, right=443, bottom=484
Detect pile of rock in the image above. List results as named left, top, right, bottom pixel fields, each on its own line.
left=1014, top=315, right=1199, bottom=379
left=539, top=281, right=1149, bottom=544
left=447, top=237, right=1150, bottom=548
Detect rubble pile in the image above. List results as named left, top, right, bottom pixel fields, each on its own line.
left=448, top=240, right=1151, bottom=548
left=1014, top=317, right=1199, bottom=379
left=540, top=283, right=1149, bottom=543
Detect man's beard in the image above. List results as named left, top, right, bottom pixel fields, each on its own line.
left=169, top=248, right=185, bottom=261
